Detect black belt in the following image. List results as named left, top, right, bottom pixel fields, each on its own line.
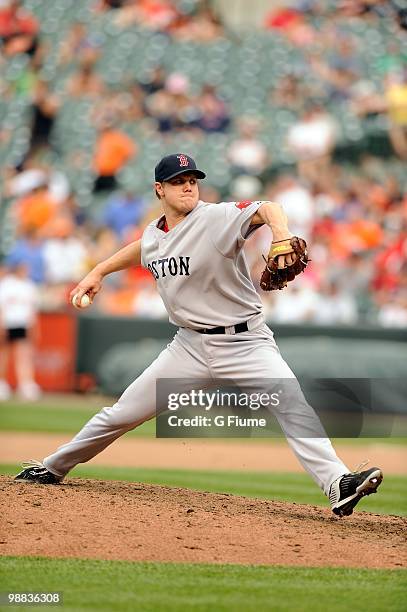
left=197, top=321, right=249, bottom=335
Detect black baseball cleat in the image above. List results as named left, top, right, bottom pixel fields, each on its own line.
left=14, top=460, right=62, bottom=484
left=329, top=466, right=383, bottom=517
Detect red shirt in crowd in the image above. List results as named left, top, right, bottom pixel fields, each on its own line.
left=0, top=5, right=38, bottom=37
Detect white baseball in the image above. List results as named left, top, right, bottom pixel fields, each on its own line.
left=72, top=293, right=91, bottom=309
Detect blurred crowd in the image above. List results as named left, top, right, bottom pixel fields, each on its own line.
left=0, top=0, right=406, bottom=329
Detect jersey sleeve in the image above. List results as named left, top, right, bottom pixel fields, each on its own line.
left=140, top=223, right=154, bottom=269
left=140, top=230, right=147, bottom=268
left=207, top=200, right=264, bottom=258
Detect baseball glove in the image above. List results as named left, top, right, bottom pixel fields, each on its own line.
left=260, top=236, right=309, bottom=291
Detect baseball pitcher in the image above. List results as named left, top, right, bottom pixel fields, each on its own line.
left=15, top=153, right=383, bottom=517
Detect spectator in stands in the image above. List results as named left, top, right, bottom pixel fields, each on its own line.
left=312, top=280, right=358, bottom=325
left=102, top=190, right=146, bottom=238
left=13, top=184, right=57, bottom=235
left=58, top=22, right=101, bottom=66
left=91, top=88, right=142, bottom=130
left=171, top=1, right=225, bottom=42
left=114, top=0, right=178, bottom=31
left=0, top=0, right=38, bottom=57
left=66, top=54, right=105, bottom=99
left=329, top=213, right=383, bottom=261
left=144, top=86, right=175, bottom=133
left=96, top=0, right=127, bottom=10
left=309, top=35, right=361, bottom=102
left=196, top=85, right=230, bottom=133
left=118, top=84, right=147, bottom=122
left=264, top=5, right=302, bottom=31
left=231, top=175, right=263, bottom=204
left=137, top=0, right=178, bottom=30
left=8, top=48, right=42, bottom=99
left=330, top=251, right=375, bottom=317
left=377, top=291, right=407, bottom=327
left=7, top=159, right=70, bottom=205
left=268, top=174, right=314, bottom=241
left=384, top=71, right=407, bottom=160
left=267, top=281, right=319, bottom=324
left=5, top=229, right=45, bottom=285
left=350, top=79, right=385, bottom=119
left=42, top=217, right=88, bottom=286
left=271, top=75, right=312, bottom=112
left=144, top=72, right=201, bottom=133
left=287, top=104, right=337, bottom=184
left=0, top=262, right=41, bottom=401
left=228, top=117, right=268, bottom=176
left=6, top=164, right=47, bottom=199
left=92, top=119, right=136, bottom=192
left=28, top=81, right=61, bottom=155
left=166, top=72, right=201, bottom=131
left=264, top=3, right=316, bottom=47
left=140, top=66, right=166, bottom=95
left=397, top=6, right=407, bottom=30
left=373, top=233, right=407, bottom=293
left=336, top=0, right=396, bottom=19
left=0, top=0, right=404, bottom=328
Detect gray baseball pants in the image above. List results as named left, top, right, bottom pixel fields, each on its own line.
left=43, top=323, right=349, bottom=495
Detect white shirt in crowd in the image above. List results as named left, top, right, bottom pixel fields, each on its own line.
left=269, top=284, right=319, bottom=323
left=287, top=115, right=337, bottom=159
left=313, top=292, right=358, bottom=325
left=0, top=274, right=39, bottom=329
left=9, top=169, right=70, bottom=203
left=274, top=184, right=315, bottom=241
left=43, top=238, right=87, bottom=284
left=378, top=302, right=407, bottom=328
left=228, top=138, right=267, bottom=174
left=266, top=284, right=357, bottom=326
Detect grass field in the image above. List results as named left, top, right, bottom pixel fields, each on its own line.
left=1, top=463, right=405, bottom=516
left=0, top=399, right=155, bottom=437
left=0, top=398, right=405, bottom=444
left=1, top=557, right=406, bottom=612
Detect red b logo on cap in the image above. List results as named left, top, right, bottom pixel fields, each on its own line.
left=177, top=155, right=189, bottom=167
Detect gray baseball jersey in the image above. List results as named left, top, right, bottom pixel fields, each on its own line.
left=141, top=200, right=264, bottom=329
left=42, top=198, right=349, bottom=495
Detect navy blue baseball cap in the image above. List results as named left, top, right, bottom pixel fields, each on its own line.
left=155, top=153, right=206, bottom=183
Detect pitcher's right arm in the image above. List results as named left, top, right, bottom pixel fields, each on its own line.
left=70, top=239, right=142, bottom=306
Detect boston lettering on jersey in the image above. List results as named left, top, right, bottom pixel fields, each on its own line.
left=148, top=256, right=190, bottom=280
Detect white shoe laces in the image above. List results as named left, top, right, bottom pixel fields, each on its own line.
left=21, top=460, right=46, bottom=470
left=352, top=459, right=370, bottom=474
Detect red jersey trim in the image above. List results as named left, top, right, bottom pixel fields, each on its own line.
left=157, top=216, right=169, bottom=233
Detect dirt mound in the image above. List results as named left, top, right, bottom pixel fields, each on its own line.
left=1, top=476, right=405, bottom=568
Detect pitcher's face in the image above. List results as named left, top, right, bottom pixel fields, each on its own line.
left=155, top=172, right=200, bottom=214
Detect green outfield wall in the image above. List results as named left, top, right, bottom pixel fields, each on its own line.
left=76, top=314, right=407, bottom=385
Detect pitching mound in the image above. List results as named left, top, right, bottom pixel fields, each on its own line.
left=1, top=476, right=405, bottom=568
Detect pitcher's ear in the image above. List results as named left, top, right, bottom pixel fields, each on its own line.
left=155, top=182, right=164, bottom=199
